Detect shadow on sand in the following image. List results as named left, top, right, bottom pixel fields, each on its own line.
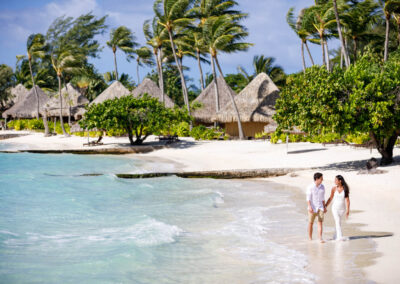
left=348, top=233, right=393, bottom=241
left=287, top=148, right=327, bottom=154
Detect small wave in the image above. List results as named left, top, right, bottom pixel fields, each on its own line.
left=0, top=230, right=19, bottom=237
left=4, top=218, right=184, bottom=248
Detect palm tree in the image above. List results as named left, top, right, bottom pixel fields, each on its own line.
left=203, top=15, right=252, bottom=139
left=50, top=44, right=84, bottom=136
left=384, top=1, right=400, bottom=61
left=192, top=0, right=246, bottom=25
left=130, top=46, right=155, bottom=84
left=143, top=18, right=170, bottom=104
left=303, top=3, right=336, bottom=70
left=107, top=26, right=138, bottom=80
left=187, top=29, right=209, bottom=91
left=238, top=55, right=286, bottom=88
left=341, top=0, right=381, bottom=62
left=287, top=7, right=315, bottom=72
left=25, top=34, right=46, bottom=119
left=192, top=0, right=245, bottom=89
left=154, top=0, right=194, bottom=114
left=332, top=0, right=350, bottom=67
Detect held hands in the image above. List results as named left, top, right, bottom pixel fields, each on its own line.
left=346, top=211, right=350, bottom=219
left=324, top=207, right=327, bottom=213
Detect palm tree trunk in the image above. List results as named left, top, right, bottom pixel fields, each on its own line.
left=321, top=39, right=326, bottom=67
left=28, top=58, right=40, bottom=119
left=340, top=48, right=344, bottom=68
left=384, top=14, right=390, bottom=62
left=65, top=81, right=71, bottom=126
left=324, top=40, right=330, bottom=71
left=156, top=49, right=165, bottom=104
left=43, top=111, right=50, bottom=137
left=333, top=0, right=350, bottom=67
left=197, top=49, right=205, bottom=91
left=305, top=42, right=315, bottom=65
left=211, top=55, right=220, bottom=114
left=214, top=56, right=245, bottom=140
left=168, top=30, right=190, bottom=114
left=353, top=37, right=358, bottom=61
left=136, top=60, right=140, bottom=84
left=301, top=41, right=306, bottom=73
left=57, top=75, right=69, bottom=136
left=113, top=50, right=119, bottom=81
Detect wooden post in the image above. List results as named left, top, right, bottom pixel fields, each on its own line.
left=286, top=135, right=289, bottom=154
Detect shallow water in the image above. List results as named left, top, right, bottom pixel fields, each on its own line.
left=0, top=153, right=373, bottom=283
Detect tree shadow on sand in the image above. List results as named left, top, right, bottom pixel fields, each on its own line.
left=319, top=155, right=400, bottom=172
left=348, top=233, right=393, bottom=241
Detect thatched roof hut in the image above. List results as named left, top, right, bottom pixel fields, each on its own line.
left=91, top=81, right=131, bottom=105
left=214, top=73, right=280, bottom=137
left=41, top=83, right=89, bottom=119
left=2, top=86, right=50, bottom=119
left=191, top=76, right=236, bottom=124
left=6, top=84, right=29, bottom=107
left=132, top=78, right=175, bottom=108
left=75, top=81, right=131, bottom=119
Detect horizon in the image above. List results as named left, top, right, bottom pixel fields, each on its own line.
left=0, top=0, right=337, bottom=87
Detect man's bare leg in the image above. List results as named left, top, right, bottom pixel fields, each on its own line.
left=308, top=222, right=313, bottom=240
left=318, top=221, right=324, bottom=243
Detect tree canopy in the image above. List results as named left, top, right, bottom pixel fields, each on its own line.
left=275, top=50, right=400, bottom=165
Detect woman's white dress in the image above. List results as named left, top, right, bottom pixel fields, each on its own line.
left=332, top=189, right=346, bottom=240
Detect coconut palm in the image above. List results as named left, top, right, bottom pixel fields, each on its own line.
left=130, top=46, right=155, bottom=84
left=203, top=14, right=252, bottom=139
left=332, top=0, right=350, bottom=67
left=238, top=55, right=285, bottom=88
left=192, top=0, right=246, bottom=25
left=303, top=3, right=337, bottom=70
left=107, top=26, right=138, bottom=80
left=143, top=18, right=170, bottom=104
left=341, top=0, right=381, bottom=61
left=287, top=7, right=315, bottom=72
left=153, top=0, right=194, bottom=114
left=25, top=34, right=46, bottom=119
left=383, top=1, right=400, bottom=61
left=50, top=44, right=85, bottom=136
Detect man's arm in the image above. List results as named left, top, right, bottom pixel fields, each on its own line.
left=306, top=187, right=313, bottom=213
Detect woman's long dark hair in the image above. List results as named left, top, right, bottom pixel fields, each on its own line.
left=336, top=175, right=350, bottom=198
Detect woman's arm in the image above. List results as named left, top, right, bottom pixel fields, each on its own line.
left=345, top=197, right=350, bottom=219
left=325, top=188, right=335, bottom=207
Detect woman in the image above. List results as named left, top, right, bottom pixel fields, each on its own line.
left=326, top=175, right=350, bottom=240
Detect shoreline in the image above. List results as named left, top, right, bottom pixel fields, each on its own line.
left=1, top=131, right=400, bottom=283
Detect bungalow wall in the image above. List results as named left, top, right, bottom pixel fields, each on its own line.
left=224, top=122, right=267, bottom=138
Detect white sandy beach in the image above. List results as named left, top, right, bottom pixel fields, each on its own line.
left=1, top=130, right=399, bottom=283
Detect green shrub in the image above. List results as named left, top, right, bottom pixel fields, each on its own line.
left=189, top=125, right=227, bottom=140
left=26, top=119, right=44, bottom=130
left=73, top=131, right=103, bottom=137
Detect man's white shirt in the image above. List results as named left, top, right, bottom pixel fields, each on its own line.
left=306, top=183, right=325, bottom=213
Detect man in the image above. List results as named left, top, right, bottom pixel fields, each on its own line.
left=307, top=172, right=327, bottom=242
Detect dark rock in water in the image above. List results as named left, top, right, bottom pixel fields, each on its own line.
left=366, top=158, right=378, bottom=170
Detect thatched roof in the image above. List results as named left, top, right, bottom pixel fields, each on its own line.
left=2, top=86, right=50, bottom=119
left=191, top=77, right=237, bottom=123
left=41, top=83, right=89, bottom=118
left=91, top=81, right=131, bottom=105
left=214, top=72, right=279, bottom=123
left=6, top=84, right=29, bottom=107
left=132, top=78, right=175, bottom=108
left=75, top=81, right=131, bottom=119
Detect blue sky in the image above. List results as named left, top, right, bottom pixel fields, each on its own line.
left=0, top=0, right=337, bottom=87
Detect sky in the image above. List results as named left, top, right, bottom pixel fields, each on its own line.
left=0, top=0, right=338, bottom=88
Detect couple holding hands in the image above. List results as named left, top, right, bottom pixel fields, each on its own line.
left=307, top=172, right=350, bottom=243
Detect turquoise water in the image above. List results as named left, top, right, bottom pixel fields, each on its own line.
left=0, top=153, right=315, bottom=283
